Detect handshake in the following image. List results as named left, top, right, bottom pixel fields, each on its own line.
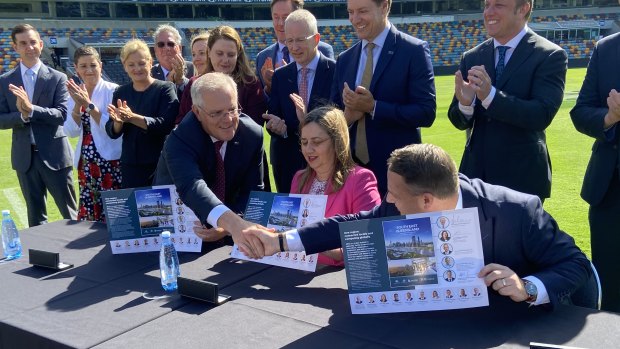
left=217, top=210, right=285, bottom=259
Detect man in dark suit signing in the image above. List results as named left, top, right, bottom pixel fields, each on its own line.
left=262, top=9, right=335, bottom=193
left=447, top=0, right=567, bottom=202
left=0, top=24, right=77, bottom=226
left=154, top=72, right=265, bottom=244
left=244, top=144, right=592, bottom=307
left=571, top=31, right=620, bottom=312
left=151, top=24, right=194, bottom=98
left=256, top=0, right=334, bottom=97
left=331, top=0, right=436, bottom=195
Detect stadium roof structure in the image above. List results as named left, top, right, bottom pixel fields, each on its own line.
left=72, top=37, right=154, bottom=47
left=530, top=20, right=607, bottom=30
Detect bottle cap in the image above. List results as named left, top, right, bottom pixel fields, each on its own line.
left=161, top=231, right=171, bottom=238
left=2, top=210, right=9, bottom=215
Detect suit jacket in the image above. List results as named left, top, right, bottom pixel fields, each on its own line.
left=0, top=64, right=72, bottom=172
left=268, top=53, right=335, bottom=192
left=291, top=165, right=381, bottom=218
left=448, top=30, right=567, bottom=199
left=298, top=174, right=591, bottom=306
left=330, top=24, right=436, bottom=194
left=154, top=113, right=264, bottom=221
left=570, top=32, right=620, bottom=206
left=255, top=41, right=334, bottom=93
left=151, top=61, right=194, bottom=99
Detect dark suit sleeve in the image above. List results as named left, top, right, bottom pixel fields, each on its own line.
left=144, top=82, right=178, bottom=136
left=570, top=41, right=612, bottom=142
left=0, top=78, right=26, bottom=129
left=447, top=53, right=474, bottom=130
left=373, top=40, right=436, bottom=128
left=329, top=56, right=344, bottom=110
left=488, top=47, right=567, bottom=131
left=522, top=196, right=592, bottom=306
left=232, top=127, right=265, bottom=214
left=266, top=70, right=286, bottom=139
left=30, top=72, right=69, bottom=126
left=105, top=88, right=123, bottom=139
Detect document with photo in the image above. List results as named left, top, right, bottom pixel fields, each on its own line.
left=230, top=191, right=327, bottom=271
left=102, top=185, right=201, bottom=254
left=339, top=207, right=488, bottom=314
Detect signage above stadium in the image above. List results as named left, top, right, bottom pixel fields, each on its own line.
left=102, top=0, right=347, bottom=3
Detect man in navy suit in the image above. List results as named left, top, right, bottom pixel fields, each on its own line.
left=571, top=31, right=620, bottom=312
left=331, top=0, right=436, bottom=195
left=256, top=0, right=334, bottom=97
left=150, top=24, right=194, bottom=98
left=448, top=0, right=567, bottom=202
left=262, top=9, right=335, bottom=192
left=0, top=24, right=77, bottom=226
left=244, top=144, right=592, bottom=307
left=154, top=72, right=264, bottom=244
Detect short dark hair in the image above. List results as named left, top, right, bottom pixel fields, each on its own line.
left=387, top=144, right=459, bottom=199
left=73, top=46, right=100, bottom=64
left=270, top=0, right=304, bottom=11
left=371, top=0, right=392, bottom=12
left=11, top=23, right=39, bottom=44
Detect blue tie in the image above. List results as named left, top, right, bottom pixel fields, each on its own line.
left=282, top=46, right=290, bottom=64
left=24, top=68, right=36, bottom=101
left=495, top=46, right=509, bottom=83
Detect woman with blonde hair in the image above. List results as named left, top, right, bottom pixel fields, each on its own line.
left=176, top=31, right=210, bottom=124
left=291, top=106, right=381, bottom=266
left=105, top=39, right=179, bottom=188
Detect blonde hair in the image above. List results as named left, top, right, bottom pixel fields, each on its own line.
left=120, top=39, right=152, bottom=63
left=207, top=26, right=256, bottom=86
left=297, top=106, right=355, bottom=193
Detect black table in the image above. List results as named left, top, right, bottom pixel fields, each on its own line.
left=1, top=220, right=619, bottom=348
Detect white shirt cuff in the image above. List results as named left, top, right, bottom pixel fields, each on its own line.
left=481, top=87, right=496, bottom=109
left=206, top=204, right=231, bottom=228
left=523, top=275, right=549, bottom=306
left=285, top=229, right=304, bottom=251
left=370, top=101, right=377, bottom=119
left=458, top=101, right=475, bottom=118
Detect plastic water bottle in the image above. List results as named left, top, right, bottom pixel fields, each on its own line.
left=159, top=231, right=180, bottom=292
left=1, top=210, right=22, bottom=260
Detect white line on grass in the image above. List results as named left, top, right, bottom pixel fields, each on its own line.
left=1, top=188, right=28, bottom=228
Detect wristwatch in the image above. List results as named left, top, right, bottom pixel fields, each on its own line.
left=85, top=103, right=95, bottom=113
left=523, top=279, right=538, bottom=303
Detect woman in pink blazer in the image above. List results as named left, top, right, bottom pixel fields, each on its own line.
left=291, top=106, right=381, bottom=266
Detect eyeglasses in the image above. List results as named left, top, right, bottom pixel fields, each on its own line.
left=156, top=41, right=176, bottom=48
left=284, top=34, right=316, bottom=46
left=197, top=105, right=241, bottom=119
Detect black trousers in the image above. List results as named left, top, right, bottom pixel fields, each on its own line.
left=590, top=169, right=620, bottom=312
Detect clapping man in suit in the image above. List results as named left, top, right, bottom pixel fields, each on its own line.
left=245, top=144, right=592, bottom=307
left=262, top=9, right=336, bottom=192
left=571, top=31, right=620, bottom=312
left=154, top=72, right=265, bottom=248
left=448, top=0, right=567, bottom=202
left=0, top=24, right=77, bottom=226
left=151, top=24, right=194, bottom=98
left=331, top=0, right=436, bottom=195
left=256, top=0, right=334, bottom=97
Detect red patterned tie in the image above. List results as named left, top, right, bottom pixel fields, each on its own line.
left=299, top=67, right=309, bottom=108
left=213, top=141, right=226, bottom=202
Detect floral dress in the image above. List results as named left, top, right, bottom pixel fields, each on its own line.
left=77, top=111, right=122, bottom=222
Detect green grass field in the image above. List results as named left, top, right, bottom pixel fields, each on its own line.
left=0, top=68, right=592, bottom=256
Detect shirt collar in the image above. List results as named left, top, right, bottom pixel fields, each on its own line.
left=493, top=25, right=528, bottom=50
left=455, top=189, right=463, bottom=210
left=362, top=21, right=391, bottom=49
left=296, top=51, right=320, bottom=71
left=20, top=60, right=42, bottom=76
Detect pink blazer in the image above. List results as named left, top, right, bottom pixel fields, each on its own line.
left=291, top=165, right=381, bottom=266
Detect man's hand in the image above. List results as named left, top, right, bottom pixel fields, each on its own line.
left=467, top=65, right=492, bottom=101
left=8, top=84, right=33, bottom=117
left=343, top=106, right=365, bottom=125
left=289, top=93, right=306, bottom=123
left=604, top=89, right=620, bottom=128
left=217, top=211, right=269, bottom=259
left=343, top=82, right=374, bottom=113
left=478, top=263, right=528, bottom=303
left=241, top=225, right=281, bottom=257
left=454, top=70, right=476, bottom=106
left=192, top=221, right=228, bottom=242
left=260, top=57, right=275, bottom=93
left=169, top=53, right=186, bottom=85
left=262, top=113, right=287, bottom=136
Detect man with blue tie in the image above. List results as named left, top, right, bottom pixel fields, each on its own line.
left=331, top=0, right=436, bottom=195
left=262, top=9, right=335, bottom=192
left=447, top=0, right=567, bottom=202
left=0, top=24, right=77, bottom=227
left=256, top=0, right=334, bottom=97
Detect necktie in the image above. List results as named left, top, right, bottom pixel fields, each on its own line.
left=495, top=46, right=509, bottom=83
left=299, top=67, right=309, bottom=108
left=355, top=42, right=375, bottom=165
left=213, top=141, right=226, bottom=202
left=24, top=68, right=35, bottom=101
left=282, top=46, right=290, bottom=64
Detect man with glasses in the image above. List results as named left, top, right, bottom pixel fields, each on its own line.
left=151, top=24, right=194, bottom=98
left=262, top=9, right=335, bottom=193
left=256, top=0, right=334, bottom=97
left=154, top=72, right=265, bottom=244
